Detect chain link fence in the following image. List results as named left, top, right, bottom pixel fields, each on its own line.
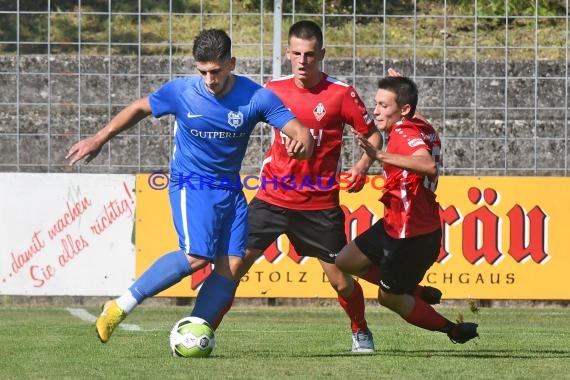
left=0, top=0, right=568, bottom=175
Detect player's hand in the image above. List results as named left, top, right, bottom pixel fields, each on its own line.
left=388, top=68, right=403, bottom=77
left=352, top=128, right=380, bottom=162
left=65, top=136, right=104, bottom=166
left=344, top=166, right=368, bottom=193
left=285, top=138, right=310, bottom=160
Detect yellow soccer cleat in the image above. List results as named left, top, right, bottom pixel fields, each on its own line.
left=95, top=300, right=127, bottom=343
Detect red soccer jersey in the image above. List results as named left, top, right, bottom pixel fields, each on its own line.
left=381, top=118, right=442, bottom=238
left=255, top=74, right=375, bottom=210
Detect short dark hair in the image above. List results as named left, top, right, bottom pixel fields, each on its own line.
left=192, top=29, right=232, bottom=62
left=288, top=20, right=323, bottom=49
left=377, top=76, right=418, bottom=118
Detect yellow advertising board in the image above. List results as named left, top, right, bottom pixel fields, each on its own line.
left=135, top=174, right=570, bottom=300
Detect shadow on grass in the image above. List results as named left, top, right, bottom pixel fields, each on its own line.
left=380, top=348, right=570, bottom=359
left=282, top=348, right=570, bottom=359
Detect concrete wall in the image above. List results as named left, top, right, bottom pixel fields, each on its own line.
left=1, top=56, right=568, bottom=176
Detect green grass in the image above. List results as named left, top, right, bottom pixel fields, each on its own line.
left=5, top=1, right=568, bottom=59
left=1, top=304, right=569, bottom=379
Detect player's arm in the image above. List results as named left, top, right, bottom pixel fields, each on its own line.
left=66, top=97, right=152, bottom=166
left=345, top=129, right=383, bottom=193
left=280, top=119, right=314, bottom=160
left=356, top=132, right=436, bottom=176
left=377, top=148, right=436, bottom=176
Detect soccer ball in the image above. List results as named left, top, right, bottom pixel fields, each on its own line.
left=169, top=316, right=215, bottom=358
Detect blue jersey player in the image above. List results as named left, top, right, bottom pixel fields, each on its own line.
left=66, top=29, right=314, bottom=344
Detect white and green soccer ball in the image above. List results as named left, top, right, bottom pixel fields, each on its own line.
left=169, top=316, right=215, bottom=358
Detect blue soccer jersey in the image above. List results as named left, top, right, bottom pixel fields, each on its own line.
left=149, top=75, right=295, bottom=188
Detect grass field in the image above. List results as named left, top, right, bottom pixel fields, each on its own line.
left=1, top=303, right=569, bottom=379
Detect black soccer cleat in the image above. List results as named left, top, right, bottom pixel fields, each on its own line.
left=447, top=322, right=479, bottom=344
left=420, top=286, right=443, bottom=305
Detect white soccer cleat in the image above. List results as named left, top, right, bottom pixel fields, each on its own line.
left=351, top=329, right=375, bottom=353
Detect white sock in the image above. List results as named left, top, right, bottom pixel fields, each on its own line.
left=115, top=291, right=139, bottom=314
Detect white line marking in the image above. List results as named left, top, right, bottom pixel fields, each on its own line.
left=66, top=308, right=142, bottom=331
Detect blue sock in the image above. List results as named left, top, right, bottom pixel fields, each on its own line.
left=129, top=250, right=192, bottom=303
left=191, top=271, right=238, bottom=324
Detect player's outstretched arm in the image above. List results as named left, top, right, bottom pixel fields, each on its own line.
left=345, top=129, right=383, bottom=193
left=354, top=129, right=436, bottom=176
left=281, top=119, right=314, bottom=160
left=356, top=133, right=437, bottom=177
left=66, top=97, right=152, bottom=166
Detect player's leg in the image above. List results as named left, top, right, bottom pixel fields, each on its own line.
left=95, top=185, right=216, bottom=343
left=357, top=221, right=442, bottom=304
left=290, top=206, right=374, bottom=352
left=207, top=246, right=261, bottom=330
left=335, top=225, right=390, bottom=353
left=372, top=227, right=478, bottom=344
left=360, top=264, right=442, bottom=304
left=207, top=197, right=289, bottom=330
left=378, top=289, right=477, bottom=343
left=319, top=259, right=374, bottom=353
left=335, top=242, right=374, bottom=277
left=188, top=188, right=249, bottom=326
left=96, top=251, right=209, bottom=343
left=334, top=242, right=377, bottom=353
left=190, top=255, right=243, bottom=324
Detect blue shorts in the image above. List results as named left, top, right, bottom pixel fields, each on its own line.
left=169, top=184, right=248, bottom=261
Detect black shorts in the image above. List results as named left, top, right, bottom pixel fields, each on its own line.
left=247, top=197, right=347, bottom=263
left=354, top=218, right=442, bottom=294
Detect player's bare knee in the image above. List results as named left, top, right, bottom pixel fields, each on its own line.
left=334, top=243, right=362, bottom=274
left=335, top=283, right=354, bottom=298
left=378, top=288, right=396, bottom=308
left=329, top=273, right=354, bottom=296
left=239, top=248, right=262, bottom=277
left=187, top=255, right=210, bottom=272
left=334, top=252, right=349, bottom=272
left=244, top=248, right=262, bottom=262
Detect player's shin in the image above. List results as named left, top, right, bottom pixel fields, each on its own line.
left=129, top=249, right=193, bottom=304
left=209, top=290, right=236, bottom=330
left=191, top=271, right=238, bottom=325
left=337, top=280, right=368, bottom=333
left=403, top=297, right=449, bottom=331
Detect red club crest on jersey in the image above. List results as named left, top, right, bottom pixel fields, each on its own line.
left=313, top=102, right=326, bottom=121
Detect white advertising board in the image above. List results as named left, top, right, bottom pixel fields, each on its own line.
left=0, top=173, right=136, bottom=296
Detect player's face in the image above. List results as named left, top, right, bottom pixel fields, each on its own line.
left=286, top=36, right=324, bottom=85
left=373, top=88, right=404, bottom=132
left=196, top=58, right=236, bottom=96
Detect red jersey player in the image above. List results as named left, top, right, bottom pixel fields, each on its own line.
left=255, top=72, right=373, bottom=210
left=211, top=23, right=443, bottom=351
left=213, top=20, right=381, bottom=353
left=249, top=20, right=380, bottom=353
left=336, top=75, right=479, bottom=344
